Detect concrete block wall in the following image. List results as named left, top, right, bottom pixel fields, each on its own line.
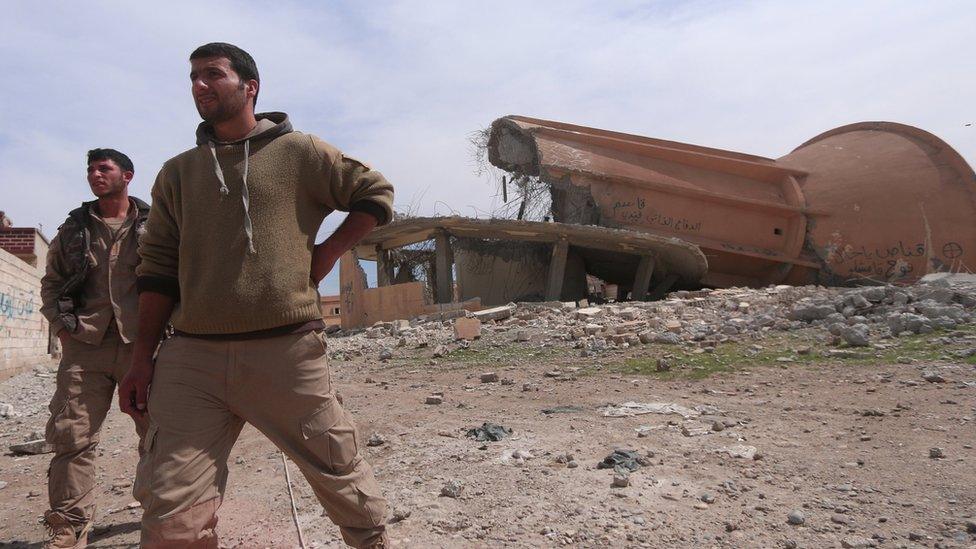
left=0, top=246, right=50, bottom=379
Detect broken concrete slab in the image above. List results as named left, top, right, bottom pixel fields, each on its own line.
left=10, top=439, right=53, bottom=455
left=472, top=305, right=516, bottom=322
left=453, top=317, right=482, bottom=340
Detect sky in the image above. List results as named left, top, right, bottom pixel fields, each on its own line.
left=1, top=0, right=973, bottom=294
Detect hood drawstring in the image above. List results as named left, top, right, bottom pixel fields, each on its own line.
left=208, top=140, right=257, bottom=254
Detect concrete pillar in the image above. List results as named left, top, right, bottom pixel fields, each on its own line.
left=434, top=230, right=454, bottom=304
left=376, top=246, right=394, bottom=287
left=631, top=255, right=656, bottom=301
left=545, top=238, right=569, bottom=302
left=649, top=273, right=679, bottom=301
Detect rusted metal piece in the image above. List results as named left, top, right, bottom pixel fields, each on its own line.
left=488, top=115, right=976, bottom=286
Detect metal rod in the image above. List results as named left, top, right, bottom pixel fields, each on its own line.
left=280, top=451, right=307, bottom=549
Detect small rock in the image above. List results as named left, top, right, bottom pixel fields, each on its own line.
left=841, top=536, right=874, bottom=548
left=0, top=403, right=14, bottom=418
left=431, top=345, right=448, bottom=358
left=922, top=370, right=946, bottom=383
left=787, top=509, right=805, bottom=525
left=699, top=492, right=716, bottom=504
left=480, top=372, right=499, bottom=383
left=366, top=433, right=386, bottom=447
left=425, top=395, right=443, bottom=405
left=612, top=472, right=630, bottom=488
left=10, top=439, right=53, bottom=455
left=440, top=480, right=463, bottom=498
left=929, top=447, right=945, bottom=459
left=378, top=348, right=393, bottom=361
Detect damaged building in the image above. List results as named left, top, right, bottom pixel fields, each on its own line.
left=335, top=115, right=976, bottom=329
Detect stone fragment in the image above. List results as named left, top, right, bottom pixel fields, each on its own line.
left=840, top=536, right=875, bottom=548
left=10, top=439, right=53, bottom=455
left=472, top=305, right=516, bottom=321
left=453, top=317, right=482, bottom=340
left=366, top=433, right=385, bottom=447
left=440, top=480, right=463, bottom=498
left=788, top=303, right=836, bottom=321
left=612, top=471, right=630, bottom=488
left=840, top=324, right=870, bottom=347
left=929, top=447, right=945, bottom=459
left=425, top=395, right=443, bottom=405
left=787, top=510, right=805, bottom=525
left=480, top=372, right=499, bottom=383
left=431, top=345, right=448, bottom=358
left=378, top=348, right=393, bottom=361
left=922, top=371, right=946, bottom=383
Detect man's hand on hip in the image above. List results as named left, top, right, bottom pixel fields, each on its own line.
left=311, top=210, right=379, bottom=284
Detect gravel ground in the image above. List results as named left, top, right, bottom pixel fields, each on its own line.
left=1, top=323, right=974, bottom=548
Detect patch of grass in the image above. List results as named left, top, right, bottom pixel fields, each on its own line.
left=606, top=323, right=976, bottom=379
left=445, top=343, right=569, bottom=365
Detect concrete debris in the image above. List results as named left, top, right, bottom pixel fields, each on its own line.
left=466, top=423, right=512, bottom=442
left=453, top=317, right=482, bottom=340
left=722, top=445, right=759, bottom=460
left=440, top=480, right=463, bottom=498
left=596, top=449, right=643, bottom=472
left=318, top=274, right=976, bottom=384
left=10, top=438, right=53, bottom=455
left=601, top=402, right=700, bottom=419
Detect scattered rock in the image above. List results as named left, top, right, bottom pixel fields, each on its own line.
left=480, top=372, right=499, bottom=383
left=10, top=439, right=53, bottom=455
left=440, top=480, right=463, bottom=498
left=787, top=510, right=805, bottom=525
left=425, top=395, right=443, bottom=405
left=366, top=433, right=386, bottom=447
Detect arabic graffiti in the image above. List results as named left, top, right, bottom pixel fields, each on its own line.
left=833, top=241, right=926, bottom=264
left=0, top=287, right=36, bottom=324
left=610, top=196, right=702, bottom=232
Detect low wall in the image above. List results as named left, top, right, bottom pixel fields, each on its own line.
left=0, top=247, right=50, bottom=379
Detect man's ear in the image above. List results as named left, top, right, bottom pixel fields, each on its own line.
left=247, top=79, right=259, bottom=102
left=122, top=170, right=134, bottom=185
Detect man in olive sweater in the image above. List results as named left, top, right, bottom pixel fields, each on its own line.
left=119, top=43, right=393, bottom=548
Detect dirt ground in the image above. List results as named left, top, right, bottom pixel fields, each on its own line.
left=1, top=331, right=974, bottom=548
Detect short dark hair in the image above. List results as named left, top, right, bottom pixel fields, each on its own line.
left=87, top=148, right=134, bottom=173
left=190, top=42, right=260, bottom=106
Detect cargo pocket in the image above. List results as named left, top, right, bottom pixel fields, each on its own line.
left=44, top=399, right=69, bottom=446
left=354, top=477, right=388, bottom=527
left=142, top=424, right=159, bottom=455
left=300, top=397, right=359, bottom=474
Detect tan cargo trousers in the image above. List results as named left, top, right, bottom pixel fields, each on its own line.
left=46, top=326, right=149, bottom=526
left=134, top=330, right=387, bottom=548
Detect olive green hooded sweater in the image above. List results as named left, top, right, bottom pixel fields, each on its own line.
left=136, top=112, right=394, bottom=334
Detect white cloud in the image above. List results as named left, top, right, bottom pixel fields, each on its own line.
left=1, top=0, right=973, bottom=295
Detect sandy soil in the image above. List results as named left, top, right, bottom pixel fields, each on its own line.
left=1, top=337, right=974, bottom=548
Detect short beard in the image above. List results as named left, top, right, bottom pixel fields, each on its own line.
left=92, top=177, right=127, bottom=198
left=198, top=81, right=249, bottom=123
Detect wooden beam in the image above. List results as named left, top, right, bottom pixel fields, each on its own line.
left=434, top=230, right=454, bottom=304
left=545, top=238, right=569, bottom=302
left=631, top=255, right=656, bottom=301
left=648, top=273, right=679, bottom=301
left=376, top=246, right=394, bottom=287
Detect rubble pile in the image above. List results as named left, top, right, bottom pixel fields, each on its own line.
left=328, top=273, right=976, bottom=360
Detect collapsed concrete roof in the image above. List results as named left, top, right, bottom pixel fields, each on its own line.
left=354, top=216, right=707, bottom=304
left=488, top=115, right=976, bottom=287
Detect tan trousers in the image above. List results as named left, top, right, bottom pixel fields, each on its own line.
left=134, top=330, right=387, bottom=548
left=45, top=327, right=149, bottom=526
